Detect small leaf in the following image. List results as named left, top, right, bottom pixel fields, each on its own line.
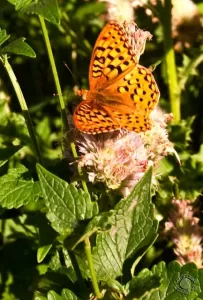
left=36, top=164, right=98, bottom=235
left=61, top=289, right=78, bottom=300
left=0, top=37, right=36, bottom=57
left=0, top=28, right=10, bottom=47
left=47, top=291, right=63, bottom=300
left=0, top=165, right=41, bottom=208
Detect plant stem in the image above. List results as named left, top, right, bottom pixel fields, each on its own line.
left=84, top=238, right=102, bottom=299
left=39, top=16, right=88, bottom=193
left=161, top=0, right=181, bottom=122
left=2, top=55, right=44, bottom=165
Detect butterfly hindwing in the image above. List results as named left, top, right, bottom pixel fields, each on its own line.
left=73, top=100, right=120, bottom=134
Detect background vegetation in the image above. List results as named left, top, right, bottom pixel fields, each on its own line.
left=0, top=0, right=203, bottom=299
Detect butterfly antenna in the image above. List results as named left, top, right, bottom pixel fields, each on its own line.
left=63, top=62, right=79, bottom=87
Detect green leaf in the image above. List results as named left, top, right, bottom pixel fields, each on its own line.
left=126, top=269, right=161, bottom=299
left=35, top=293, right=47, bottom=300
left=0, top=145, right=23, bottom=167
left=61, top=289, right=78, bottom=300
left=89, top=168, right=158, bottom=281
left=21, top=0, right=60, bottom=25
left=74, top=2, right=105, bottom=21
left=0, top=165, right=41, bottom=208
left=0, top=37, right=36, bottom=57
left=127, top=261, right=203, bottom=299
left=36, top=164, right=99, bottom=235
left=178, top=54, right=203, bottom=90
left=0, top=28, right=10, bottom=47
left=37, top=216, right=56, bottom=263
left=7, top=0, right=32, bottom=10
left=47, top=291, right=63, bottom=300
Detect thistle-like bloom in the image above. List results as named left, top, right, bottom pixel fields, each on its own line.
left=164, top=199, right=203, bottom=267
left=76, top=108, right=175, bottom=196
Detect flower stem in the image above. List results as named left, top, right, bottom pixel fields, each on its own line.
left=39, top=16, right=88, bottom=193
left=161, top=0, right=181, bottom=122
left=1, top=55, right=44, bottom=165
left=84, top=238, right=102, bottom=299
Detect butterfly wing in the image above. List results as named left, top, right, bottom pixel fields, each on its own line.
left=102, top=64, right=160, bottom=131
left=89, top=21, right=138, bottom=91
left=73, top=100, right=121, bottom=134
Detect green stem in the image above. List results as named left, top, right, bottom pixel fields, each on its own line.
left=39, top=15, right=65, bottom=111
left=1, top=55, right=43, bottom=165
left=39, top=16, right=88, bottom=193
left=84, top=238, right=102, bottom=299
left=161, top=0, right=181, bottom=122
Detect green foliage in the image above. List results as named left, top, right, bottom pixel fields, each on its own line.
left=0, top=0, right=203, bottom=299
left=0, top=28, right=35, bottom=57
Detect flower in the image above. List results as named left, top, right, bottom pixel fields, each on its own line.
left=164, top=199, right=203, bottom=267
left=123, top=20, right=152, bottom=60
left=75, top=108, right=175, bottom=196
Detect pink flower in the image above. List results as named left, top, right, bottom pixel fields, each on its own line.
left=75, top=108, right=175, bottom=196
left=164, top=199, right=203, bottom=267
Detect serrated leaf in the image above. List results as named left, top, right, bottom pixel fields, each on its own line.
left=0, top=28, right=10, bottom=47
left=21, top=0, right=60, bottom=25
left=61, top=289, right=78, bottom=300
left=89, top=168, right=158, bottom=281
left=0, top=37, right=36, bottom=57
left=36, top=164, right=98, bottom=235
left=129, top=261, right=203, bottom=299
left=0, top=165, right=41, bottom=208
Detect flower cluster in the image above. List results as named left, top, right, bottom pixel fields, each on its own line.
left=164, top=199, right=203, bottom=267
left=76, top=109, right=175, bottom=196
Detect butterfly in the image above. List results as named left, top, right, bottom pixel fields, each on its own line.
left=73, top=21, right=160, bottom=134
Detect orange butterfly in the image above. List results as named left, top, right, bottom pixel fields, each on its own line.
left=73, top=21, right=160, bottom=134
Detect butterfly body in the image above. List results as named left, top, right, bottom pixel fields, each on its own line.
left=73, top=21, right=160, bottom=135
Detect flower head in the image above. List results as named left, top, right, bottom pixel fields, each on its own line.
left=164, top=199, right=203, bottom=267
left=75, top=108, right=175, bottom=196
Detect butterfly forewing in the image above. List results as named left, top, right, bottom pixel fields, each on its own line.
left=89, top=21, right=137, bottom=90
